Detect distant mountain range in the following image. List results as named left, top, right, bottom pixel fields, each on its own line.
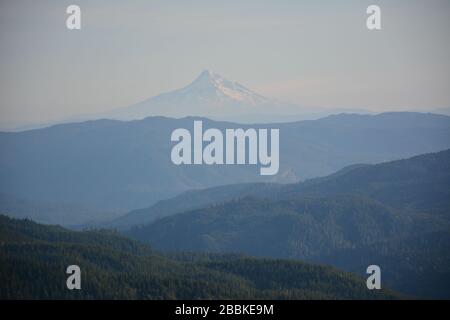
left=1, top=112, right=450, bottom=225
left=100, top=70, right=373, bottom=124
left=113, top=149, right=450, bottom=229
left=0, top=214, right=397, bottom=299
left=2, top=71, right=448, bottom=132
left=125, top=150, right=450, bottom=298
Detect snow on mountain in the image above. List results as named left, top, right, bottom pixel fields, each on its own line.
left=178, top=70, right=271, bottom=106
left=103, top=70, right=284, bottom=121
left=100, top=70, right=372, bottom=123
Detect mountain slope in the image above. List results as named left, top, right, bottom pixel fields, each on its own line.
left=283, top=149, right=450, bottom=215
left=0, top=215, right=397, bottom=300
left=107, top=183, right=281, bottom=229
left=103, top=70, right=296, bottom=122
left=127, top=197, right=450, bottom=299
left=1, top=113, right=449, bottom=224
left=113, top=149, right=450, bottom=230
left=320, top=230, right=450, bottom=299
left=129, top=196, right=415, bottom=257
left=125, top=150, right=450, bottom=298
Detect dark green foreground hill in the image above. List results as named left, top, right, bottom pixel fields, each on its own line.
left=126, top=150, right=450, bottom=298
left=0, top=215, right=396, bottom=299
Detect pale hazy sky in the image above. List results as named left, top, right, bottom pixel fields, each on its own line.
left=1, top=0, right=450, bottom=125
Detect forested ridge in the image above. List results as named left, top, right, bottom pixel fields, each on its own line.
left=0, top=215, right=397, bottom=299
left=126, top=150, right=450, bottom=298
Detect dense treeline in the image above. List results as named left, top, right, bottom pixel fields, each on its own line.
left=0, top=215, right=397, bottom=300
left=126, top=150, right=450, bottom=298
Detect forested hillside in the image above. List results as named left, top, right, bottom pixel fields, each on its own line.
left=0, top=215, right=397, bottom=299
left=113, top=149, right=450, bottom=229
left=125, top=150, right=450, bottom=298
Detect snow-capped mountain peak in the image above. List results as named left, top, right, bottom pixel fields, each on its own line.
left=179, top=70, right=271, bottom=106
left=104, top=70, right=283, bottom=121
